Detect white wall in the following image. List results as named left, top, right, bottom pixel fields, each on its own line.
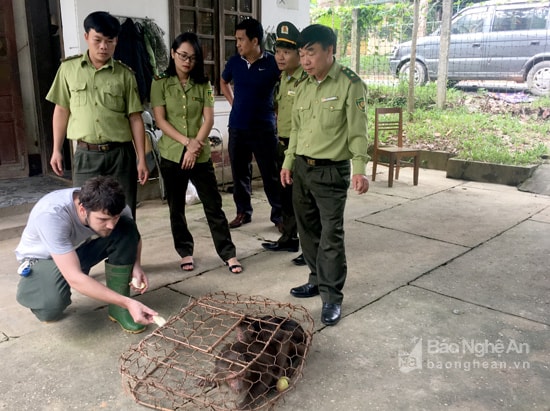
left=60, top=0, right=170, bottom=57
left=261, top=0, right=310, bottom=32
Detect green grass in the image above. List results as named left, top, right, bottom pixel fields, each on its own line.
left=366, top=84, right=550, bottom=165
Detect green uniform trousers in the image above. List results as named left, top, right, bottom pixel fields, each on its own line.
left=292, top=155, right=350, bottom=305
left=16, top=216, right=140, bottom=322
left=277, top=137, right=298, bottom=242
left=72, top=142, right=138, bottom=218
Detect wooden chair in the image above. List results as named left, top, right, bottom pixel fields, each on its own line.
left=371, top=107, right=420, bottom=187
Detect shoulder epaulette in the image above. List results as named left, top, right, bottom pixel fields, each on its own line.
left=154, top=72, right=170, bottom=81
left=294, top=70, right=309, bottom=87
left=341, top=66, right=360, bottom=83
left=115, top=60, right=135, bottom=74
left=61, top=54, right=82, bottom=63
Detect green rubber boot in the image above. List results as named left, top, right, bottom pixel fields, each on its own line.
left=104, top=262, right=146, bottom=334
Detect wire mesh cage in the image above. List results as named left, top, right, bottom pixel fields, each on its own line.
left=120, top=292, right=315, bottom=410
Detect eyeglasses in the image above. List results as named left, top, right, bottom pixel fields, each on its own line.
left=174, top=51, right=196, bottom=63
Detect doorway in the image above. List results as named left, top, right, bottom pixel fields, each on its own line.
left=25, top=0, right=70, bottom=179
left=0, top=0, right=28, bottom=179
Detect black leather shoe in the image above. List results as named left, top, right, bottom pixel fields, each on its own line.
left=321, top=303, right=342, bottom=326
left=261, top=239, right=299, bottom=252
left=291, top=254, right=306, bottom=266
left=290, top=283, right=319, bottom=298
left=229, top=213, right=251, bottom=229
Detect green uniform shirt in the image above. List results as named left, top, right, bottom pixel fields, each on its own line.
left=150, top=75, right=214, bottom=163
left=282, top=60, right=369, bottom=175
left=275, top=66, right=305, bottom=137
left=45, top=53, right=143, bottom=143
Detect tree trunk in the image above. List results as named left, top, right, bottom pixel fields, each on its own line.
left=407, top=0, right=420, bottom=118
left=350, top=8, right=360, bottom=74
left=418, top=0, right=429, bottom=37
left=436, top=0, right=453, bottom=109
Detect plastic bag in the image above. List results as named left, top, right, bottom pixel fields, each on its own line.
left=186, top=182, right=201, bottom=205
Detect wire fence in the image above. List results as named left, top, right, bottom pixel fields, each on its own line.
left=338, top=5, right=550, bottom=100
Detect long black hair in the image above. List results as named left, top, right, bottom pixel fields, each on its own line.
left=165, top=32, right=208, bottom=84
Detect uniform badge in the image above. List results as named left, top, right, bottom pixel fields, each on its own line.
left=355, top=97, right=366, bottom=112
left=207, top=89, right=214, bottom=103
left=281, top=25, right=289, bottom=35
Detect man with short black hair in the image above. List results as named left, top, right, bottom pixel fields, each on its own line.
left=15, top=176, right=157, bottom=333
left=281, top=24, right=369, bottom=326
left=221, top=18, right=282, bottom=230
left=47, top=11, right=148, bottom=218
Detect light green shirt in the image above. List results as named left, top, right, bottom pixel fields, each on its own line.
left=45, top=53, right=143, bottom=143
left=282, top=60, right=369, bottom=175
left=275, top=66, right=305, bottom=137
left=150, top=75, right=214, bottom=163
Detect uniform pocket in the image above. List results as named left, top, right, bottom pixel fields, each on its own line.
left=103, top=83, right=125, bottom=112
left=70, top=82, right=87, bottom=107
left=297, top=100, right=312, bottom=123
left=320, top=99, right=344, bottom=130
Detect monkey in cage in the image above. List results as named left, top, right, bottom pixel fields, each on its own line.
left=213, top=315, right=307, bottom=409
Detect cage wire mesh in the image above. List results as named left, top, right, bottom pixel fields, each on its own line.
left=120, top=292, right=314, bottom=410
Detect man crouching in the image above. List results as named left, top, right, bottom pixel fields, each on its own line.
left=15, top=175, right=157, bottom=333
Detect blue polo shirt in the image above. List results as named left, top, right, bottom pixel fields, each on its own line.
left=222, top=52, right=280, bottom=130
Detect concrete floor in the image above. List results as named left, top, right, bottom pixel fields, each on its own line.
left=1, top=167, right=549, bottom=410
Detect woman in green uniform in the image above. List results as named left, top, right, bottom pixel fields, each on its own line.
left=151, top=33, right=242, bottom=274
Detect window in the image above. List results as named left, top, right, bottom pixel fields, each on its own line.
left=171, top=0, right=259, bottom=95
left=492, top=7, right=549, bottom=32
left=452, top=12, right=485, bottom=34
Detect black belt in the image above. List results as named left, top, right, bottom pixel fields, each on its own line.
left=299, top=155, right=343, bottom=167
left=77, top=140, right=128, bottom=152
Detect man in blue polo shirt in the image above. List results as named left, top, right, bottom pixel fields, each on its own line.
left=220, top=18, right=282, bottom=230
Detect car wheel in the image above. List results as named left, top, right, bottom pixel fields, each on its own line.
left=398, top=61, right=428, bottom=86
left=527, top=61, right=550, bottom=96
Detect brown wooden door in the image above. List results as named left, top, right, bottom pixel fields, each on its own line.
left=0, top=0, right=28, bottom=179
